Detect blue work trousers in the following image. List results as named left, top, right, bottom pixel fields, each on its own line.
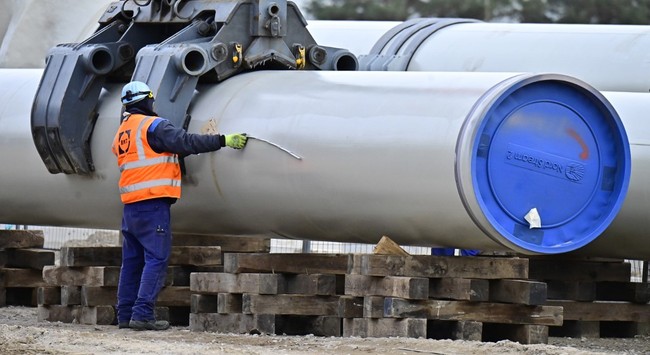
left=117, top=198, right=172, bottom=323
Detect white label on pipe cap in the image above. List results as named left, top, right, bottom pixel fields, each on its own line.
left=525, top=208, right=542, bottom=229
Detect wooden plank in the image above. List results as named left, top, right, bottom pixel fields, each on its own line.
left=81, top=286, right=116, bottom=306
left=547, top=300, right=650, bottom=322
left=58, top=305, right=168, bottom=324
left=169, top=246, right=222, bottom=266
left=224, top=253, right=352, bottom=275
left=429, top=278, right=489, bottom=302
left=546, top=280, right=596, bottom=301
left=5, top=248, right=55, bottom=270
left=190, top=272, right=284, bottom=294
left=166, top=266, right=193, bottom=287
left=94, top=267, right=121, bottom=287
left=61, top=286, right=81, bottom=305
left=489, top=279, right=547, bottom=305
left=81, top=286, right=191, bottom=307
left=50, top=265, right=207, bottom=288
left=284, top=274, right=338, bottom=296
left=60, top=246, right=225, bottom=267
left=358, top=255, right=528, bottom=279
left=0, top=230, right=44, bottom=248
left=43, top=266, right=120, bottom=287
left=243, top=294, right=344, bottom=316
left=158, top=287, right=192, bottom=307
left=172, top=234, right=271, bottom=253
left=345, top=275, right=428, bottom=300
left=529, top=259, right=631, bottom=282
left=77, top=306, right=115, bottom=325
left=342, top=318, right=426, bottom=338
left=1, top=268, right=47, bottom=287
left=217, top=293, right=242, bottom=314
left=37, top=305, right=79, bottom=323
left=596, top=281, right=650, bottom=304
left=347, top=255, right=363, bottom=275
left=191, top=294, right=217, bottom=314
left=0, top=249, right=6, bottom=267
left=338, top=295, right=364, bottom=318
left=189, top=313, right=275, bottom=334
left=384, top=298, right=563, bottom=326
left=427, top=320, right=483, bottom=341
left=483, top=323, right=549, bottom=344
left=60, top=246, right=122, bottom=267
left=449, top=321, right=483, bottom=341
left=373, top=236, right=409, bottom=256
left=276, top=315, right=341, bottom=336
left=37, top=286, right=61, bottom=305
left=363, top=296, right=385, bottom=318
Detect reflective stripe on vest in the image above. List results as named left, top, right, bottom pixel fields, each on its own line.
left=113, top=114, right=182, bottom=203
left=119, top=155, right=179, bottom=172
left=119, top=178, right=182, bottom=194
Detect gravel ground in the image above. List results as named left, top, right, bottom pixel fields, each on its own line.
left=0, top=306, right=648, bottom=354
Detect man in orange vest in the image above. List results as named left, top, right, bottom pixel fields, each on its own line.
left=112, top=81, right=247, bottom=331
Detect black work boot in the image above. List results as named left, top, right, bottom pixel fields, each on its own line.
left=118, top=322, right=130, bottom=329
left=129, top=319, right=170, bottom=331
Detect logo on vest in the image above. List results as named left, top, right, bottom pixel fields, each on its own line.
left=118, top=130, right=131, bottom=155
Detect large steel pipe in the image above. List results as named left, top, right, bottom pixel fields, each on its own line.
left=0, top=69, right=630, bottom=256
left=578, top=92, right=650, bottom=258
left=360, top=19, right=650, bottom=93
left=345, top=19, right=650, bottom=258
left=0, top=0, right=113, bottom=68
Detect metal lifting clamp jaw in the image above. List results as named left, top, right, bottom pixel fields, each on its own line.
left=31, top=0, right=358, bottom=175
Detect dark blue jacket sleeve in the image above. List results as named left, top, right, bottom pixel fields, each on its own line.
left=147, top=119, right=226, bottom=156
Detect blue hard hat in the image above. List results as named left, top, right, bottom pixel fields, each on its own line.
left=121, top=81, right=154, bottom=105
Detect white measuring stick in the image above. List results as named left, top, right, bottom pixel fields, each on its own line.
left=247, top=136, right=302, bottom=160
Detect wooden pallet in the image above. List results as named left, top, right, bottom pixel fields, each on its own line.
left=37, top=235, right=270, bottom=326
left=528, top=257, right=650, bottom=338
left=0, top=230, right=56, bottom=307
left=190, top=253, right=559, bottom=344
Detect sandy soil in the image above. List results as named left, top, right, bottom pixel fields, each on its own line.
left=0, top=307, right=648, bottom=354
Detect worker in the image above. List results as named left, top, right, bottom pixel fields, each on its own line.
left=111, top=81, right=248, bottom=331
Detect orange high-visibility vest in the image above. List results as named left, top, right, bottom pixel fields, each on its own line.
left=112, top=114, right=181, bottom=204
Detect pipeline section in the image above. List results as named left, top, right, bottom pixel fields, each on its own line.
left=0, top=68, right=631, bottom=257
left=359, top=19, right=650, bottom=93
left=343, top=18, right=650, bottom=258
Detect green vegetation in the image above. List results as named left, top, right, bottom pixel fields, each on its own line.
left=306, top=0, right=650, bottom=24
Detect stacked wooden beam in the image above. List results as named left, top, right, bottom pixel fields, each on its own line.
left=190, top=253, right=352, bottom=336
left=530, top=258, right=650, bottom=338
left=0, top=230, right=55, bottom=306
left=189, top=253, right=563, bottom=344
left=37, top=234, right=270, bottom=326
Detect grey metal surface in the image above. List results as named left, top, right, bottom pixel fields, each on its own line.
left=1, top=68, right=642, bottom=257
left=576, top=92, right=650, bottom=259
left=306, top=20, right=400, bottom=57
left=363, top=20, right=650, bottom=93
left=0, top=0, right=112, bottom=68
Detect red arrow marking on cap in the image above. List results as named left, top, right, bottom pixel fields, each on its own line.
left=567, top=128, right=589, bottom=160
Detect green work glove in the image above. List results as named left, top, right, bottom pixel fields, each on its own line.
left=224, top=133, right=248, bottom=149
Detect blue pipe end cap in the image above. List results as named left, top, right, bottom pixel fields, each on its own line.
left=465, top=74, right=631, bottom=254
